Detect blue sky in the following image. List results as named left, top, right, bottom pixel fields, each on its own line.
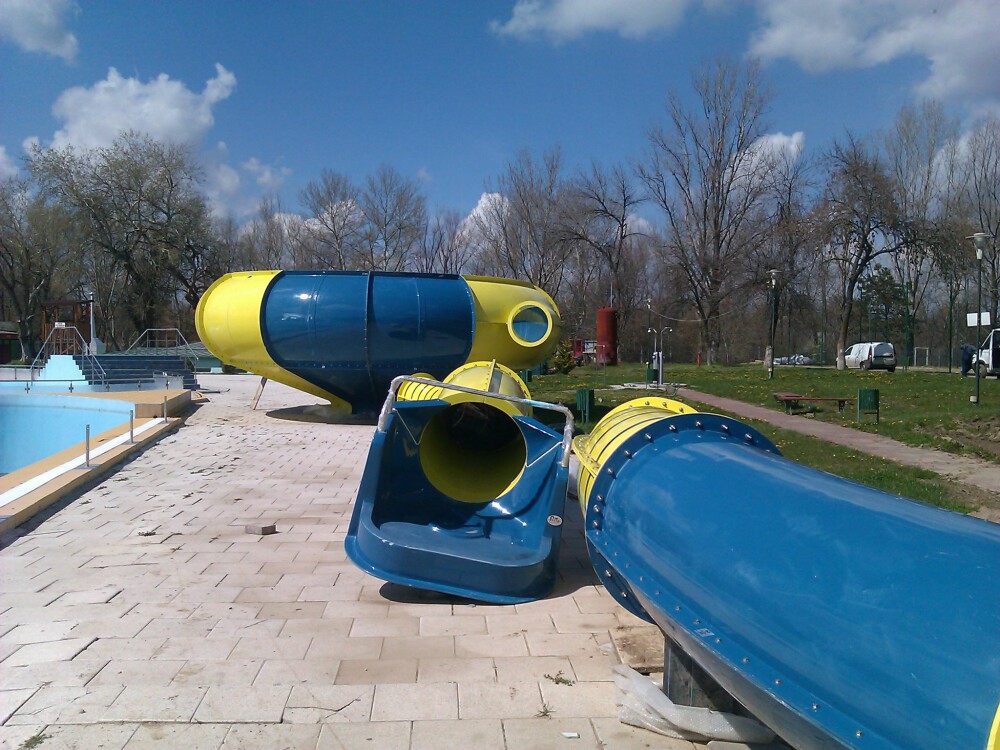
left=2, top=1, right=999, bottom=219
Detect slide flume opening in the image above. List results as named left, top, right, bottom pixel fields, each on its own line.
left=419, top=402, right=526, bottom=503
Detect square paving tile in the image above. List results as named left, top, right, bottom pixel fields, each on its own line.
left=459, top=680, right=545, bottom=720
left=539, top=680, right=617, bottom=718
left=219, top=723, right=321, bottom=750
left=122, top=723, right=229, bottom=749
left=193, top=685, right=291, bottom=723
left=0, top=687, right=36, bottom=724
left=89, top=659, right=186, bottom=687
left=502, top=717, right=602, bottom=749
left=410, top=719, right=505, bottom=750
left=2, top=637, right=96, bottom=666
left=101, top=685, right=208, bottom=723
left=370, top=682, right=458, bottom=721
left=6, top=685, right=125, bottom=725
left=416, top=656, right=496, bottom=683
left=170, top=659, right=264, bottom=687
left=334, top=658, right=417, bottom=684
left=283, top=684, right=374, bottom=723
left=253, top=659, right=342, bottom=686
left=38, top=722, right=140, bottom=750
left=316, top=721, right=410, bottom=750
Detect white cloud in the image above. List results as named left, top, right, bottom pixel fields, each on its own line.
left=749, top=0, right=1000, bottom=107
left=0, top=0, right=78, bottom=60
left=755, top=131, right=805, bottom=161
left=242, top=157, right=291, bottom=190
left=202, top=144, right=295, bottom=220
left=201, top=142, right=245, bottom=218
left=459, top=191, right=507, bottom=247
left=48, top=64, right=236, bottom=150
left=491, top=0, right=689, bottom=40
left=0, top=145, right=18, bottom=178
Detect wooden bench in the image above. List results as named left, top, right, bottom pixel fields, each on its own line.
left=773, top=391, right=853, bottom=414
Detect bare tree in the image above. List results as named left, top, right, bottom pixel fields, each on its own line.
left=0, top=177, right=77, bottom=357
left=475, top=148, right=575, bottom=297
left=414, top=209, right=475, bottom=274
left=299, top=169, right=362, bottom=269
left=964, top=114, right=1000, bottom=321
left=883, top=100, right=960, bottom=358
left=751, top=145, right=817, bottom=363
left=565, top=162, right=646, bottom=308
left=817, top=134, right=902, bottom=368
left=238, top=195, right=296, bottom=270
left=356, top=165, right=427, bottom=272
left=638, top=58, right=775, bottom=364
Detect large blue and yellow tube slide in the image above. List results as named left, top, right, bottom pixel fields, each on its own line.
left=195, top=270, right=560, bottom=414
left=574, top=398, right=1000, bottom=750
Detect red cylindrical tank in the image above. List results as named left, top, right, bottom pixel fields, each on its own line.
left=596, top=307, right=618, bottom=365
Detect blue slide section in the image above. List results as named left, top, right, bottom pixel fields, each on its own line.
left=261, top=271, right=475, bottom=414
left=585, top=411, right=1000, bottom=750
left=346, top=399, right=569, bottom=603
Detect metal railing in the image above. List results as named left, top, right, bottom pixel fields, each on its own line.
left=127, top=328, right=200, bottom=370
left=380, top=374, right=576, bottom=468
left=29, top=325, right=107, bottom=386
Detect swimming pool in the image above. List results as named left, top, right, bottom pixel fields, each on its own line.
left=0, top=394, right=135, bottom=474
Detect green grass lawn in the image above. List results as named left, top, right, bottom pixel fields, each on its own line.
left=533, top=361, right=999, bottom=462
left=527, top=361, right=997, bottom=514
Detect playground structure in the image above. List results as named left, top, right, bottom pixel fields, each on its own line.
left=196, top=269, right=1000, bottom=750
left=195, top=270, right=561, bottom=415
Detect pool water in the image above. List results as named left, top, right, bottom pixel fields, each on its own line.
left=0, top=394, right=134, bottom=474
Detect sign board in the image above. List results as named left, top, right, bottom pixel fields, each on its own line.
left=967, top=312, right=992, bottom=327
left=583, top=340, right=597, bottom=354
left=54, top=321, right=66, bottom=328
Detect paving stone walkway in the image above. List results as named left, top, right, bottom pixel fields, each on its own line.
left=1, top=375, right=700, bottom=750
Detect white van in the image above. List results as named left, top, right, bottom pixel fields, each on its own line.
left=974, top=328, right=1000, bottom=377
left=844, top=342, right=896, bottom=372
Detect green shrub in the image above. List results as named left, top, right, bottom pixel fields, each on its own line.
left=550, top=338, right=578, bottom=375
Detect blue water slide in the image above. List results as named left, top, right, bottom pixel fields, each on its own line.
left=345, top=369, right=572, bottom=603
left=261, top=272, right=475, bottom=414
left=578, top=408, right=1000, bottom=750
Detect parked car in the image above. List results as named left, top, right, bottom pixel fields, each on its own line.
left=844, top=342, right=896, bottom=372
left=774, top=353, right=814, bottom=366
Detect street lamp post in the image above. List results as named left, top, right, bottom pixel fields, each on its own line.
left=767, top=269, right=779, bottom=380
left=657, top=326, right=672, bottom=387
left=646, top=299, right=653, bottom=369
left=89, top=290, right=96, bottom=354
left=967, top=232, right=992, bottom=405
left=857, top=280, right=864, bottom=343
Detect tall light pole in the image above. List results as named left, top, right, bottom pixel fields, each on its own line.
left=84, top=288, right=96, bottom=354
left=857, top=280, right=864, bottom=342
left=968, top=232, right=992, bottom=405
left=658, top=326, right=672, bottom=387
left=767, top=269, right=779, bottom=380
left=647, top=298, right=653, bottom=368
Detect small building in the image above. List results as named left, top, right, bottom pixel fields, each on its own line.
left=0, top=322, right=19, bottom=364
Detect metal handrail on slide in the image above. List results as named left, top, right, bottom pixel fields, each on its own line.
left=379, top=374, right=576, bottom=468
